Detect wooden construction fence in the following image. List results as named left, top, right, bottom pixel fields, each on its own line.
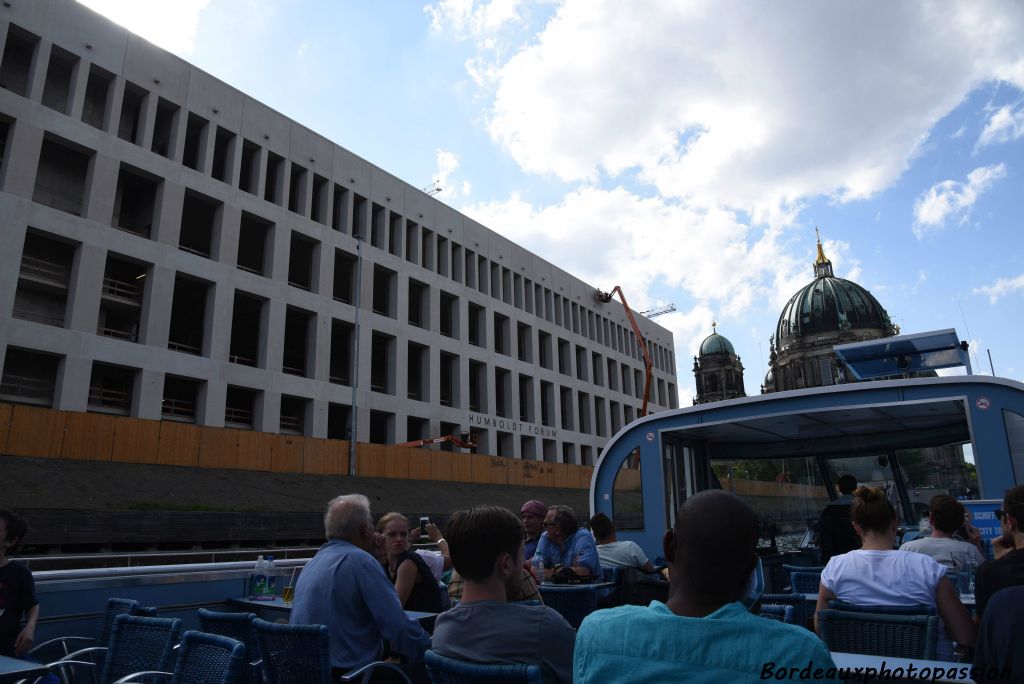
left=0, top=404, right=593, bottom=489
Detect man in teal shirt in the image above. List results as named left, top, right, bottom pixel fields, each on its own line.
left=574, top=491, right=839, bottom=683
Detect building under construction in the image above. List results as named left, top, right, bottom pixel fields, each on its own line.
left=0, top=0, right=678, bottom=466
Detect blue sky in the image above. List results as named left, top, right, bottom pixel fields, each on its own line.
left=80, top=0, right=1024, bottom=401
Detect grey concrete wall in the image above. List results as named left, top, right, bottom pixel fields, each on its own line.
left=0, top=0, right=678, bottom=466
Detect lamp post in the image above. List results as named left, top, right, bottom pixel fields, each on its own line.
left=348, top=233, right=363, bottom=476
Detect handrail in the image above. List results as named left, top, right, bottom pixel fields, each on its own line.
left=34, top=558, right=313, bottom=583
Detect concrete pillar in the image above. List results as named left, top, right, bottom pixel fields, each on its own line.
left=105, top=77, right=126, bottom=136
left=205, top=282, right=232, bottom=362
left=138, top=264, right=175, bottom=348
left=65, top=242, right=105, bottom=333
left=152, top=182, right=184, bottom=247
left=83, top=153, right=119, bottom=225
left=54, top=355, right=90, bottom=411
left=201, top=379, right=226, bottom=427
left=137, top=90, right=158, bottom=151
left=261, top=300, right=285, bottom=373
left=26, top=41, right=51, bottom=103
left=216, top=204, right=241, bottom=266
left=1, top=122, right=43, bottom=198
left=66, top=55, right=90, bottom=121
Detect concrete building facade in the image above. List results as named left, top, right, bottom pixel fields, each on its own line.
left=0, top=0, right=678, bottom=466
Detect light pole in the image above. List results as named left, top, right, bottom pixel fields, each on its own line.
left=348, top=233, right=363, bottom=476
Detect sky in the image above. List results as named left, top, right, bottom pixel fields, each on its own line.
left=78, top=0, right=1024, bottom=403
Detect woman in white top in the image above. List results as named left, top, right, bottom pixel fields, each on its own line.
left=814, top=486, right=976, bottom=656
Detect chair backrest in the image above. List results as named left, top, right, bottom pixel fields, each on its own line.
left=198, top=609, right=260, bottom=684
left=816, top=609, right=938, bottom=660
left=101, top=613, right=182, bottom=682
left=536, top=585, right=599, bottom=630
left=781, top=564, right=825, bottom=574
left=252, top=618, right=332, bottom=684
left=425, top=650, right=543, bottom=684
left=788, top=570, right=822, bottom=594
left=198, top=609, right=259, bottom=656
left=758, top=604, right=796, bottom=624
left=99, top=597, right=141, bottom=647
left=173, top=630, right=247, bottom=684
left=828, top=600, right=935, bottom=616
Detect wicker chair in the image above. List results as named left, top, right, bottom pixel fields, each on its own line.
left=425, top=650, right=543, bottom=684
left=197, top=608, right=261, bottom=684
left=252, top=619, right=332, bottom=684
left=27, top=597, right=145, bottom=663
left=816, top=609, right=938, bottom=660
left=537, top=584, right=600, bottom=629
left=46, top=613, right=182, bottom=684
left=758, top=604, right=797, bottom=624
left=113, top=630, right=247, bottom=684
left=828, top=600, right=934, bottom=616
left=781, top=564, right=824, bottom=594
left=758, top=593, right=812, bottom=627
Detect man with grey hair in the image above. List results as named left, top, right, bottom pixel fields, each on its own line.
left=534, top=505, right=601, bottom=579
left=291, top=494, right=430, bottom=681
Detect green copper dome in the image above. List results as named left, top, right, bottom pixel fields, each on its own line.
left=776, top=275, right=893, bottom=345
left=699, top=332, right=736, bottom=357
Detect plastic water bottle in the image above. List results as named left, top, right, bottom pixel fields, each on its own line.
left=532, top=554, right=545, bottom=581
left=252, top=554, right=267, bottom=599
left=265, top=555, right=277, bottom=598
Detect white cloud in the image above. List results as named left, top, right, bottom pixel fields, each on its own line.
left=460, top=1, right=1024, bottom=222
left=976, top=104, right=1024, bottom=149
left=425, top=0, right=527, bottom=36
left=76, top=0, right=211, bottom=55
left=912, top=164, right=1006, bottom=237
left=430, top=149, right=471, bottom=200
left=974, top=273, right=1024, bottom=303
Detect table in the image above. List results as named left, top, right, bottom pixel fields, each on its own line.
left=831, top=652, right=976, bottom=683
left=959, top=594, right=975, bottom=609
left=0, top=655, right=51, bottom=684
left=228, top=597, right=438, bottom=630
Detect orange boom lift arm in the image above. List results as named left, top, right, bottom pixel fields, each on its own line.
left=397, top=432, right=478, bottom=451
left=596, top=286, right=654, bottom=417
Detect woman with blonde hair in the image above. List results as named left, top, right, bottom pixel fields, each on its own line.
left=814, top=487, right=975, bottom=659
left=377, top=512, right=443, bottom=613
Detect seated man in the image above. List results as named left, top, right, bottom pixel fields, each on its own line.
left=291, top=494, right=430, bottom=682
left=974, top=485, right=1024, bottom=621
left=534, top=506, right=601, bottom=580
left=521, top=500, right=546, bottom=561
left=0, top=509, right=37, bottom=658
left=431, top=506, right=575, bottom=684
left=589, top=513, right=654, bottom=572
left=574, top=490, right=838, bottom=683
left=900, top=494, right=986, bottom=568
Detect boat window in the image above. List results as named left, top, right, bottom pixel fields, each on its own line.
left=709, top=456, right=827, bottom=550
left=612, top=447, right=643, bottom=530
left=823, top=454, right=918, bottom=522
left=1005, top=410, right=1024, bottom=486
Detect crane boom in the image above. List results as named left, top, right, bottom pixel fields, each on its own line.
left=596, top=286, right=654, bottom=417
left=397, top=432, right=477, bottom=451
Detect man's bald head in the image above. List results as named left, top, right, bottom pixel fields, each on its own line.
left=669, top=490, right=759, bottom=604
left=324, top=494, right=373, bottom=542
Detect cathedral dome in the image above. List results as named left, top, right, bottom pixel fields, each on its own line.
left=775, top=238, right=893, bottom=347
left=699, top=330, right=736, bottom=357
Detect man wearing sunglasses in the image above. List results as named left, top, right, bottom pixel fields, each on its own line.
left=974, top=485, right=1024, bottom=620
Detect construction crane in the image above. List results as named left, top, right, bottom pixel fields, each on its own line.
left=397, top=432, right=477, bottom=452
left=639, top=303, right=676, bottom=318
left=596, top=286, right=655, bottom=417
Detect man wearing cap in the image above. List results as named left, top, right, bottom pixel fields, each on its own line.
left=521, top=500, right=546, bottom=561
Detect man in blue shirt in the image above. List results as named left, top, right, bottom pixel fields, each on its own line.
left=291, top=494, right=430, bottom=681
left=534, top=505, right=600, bottom=579
left=574, top=491, right=838, bottom=683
